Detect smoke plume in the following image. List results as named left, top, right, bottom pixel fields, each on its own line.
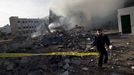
left=51, top=0, right=124, bottom=29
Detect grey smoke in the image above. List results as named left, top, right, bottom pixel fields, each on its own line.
left=31, top=23, right=44, bottom=38
left=51, top=0, right=124, bottom=29
left=48, top=17, right=71, bottom=32
left=31, top=20, right=49, bottom=38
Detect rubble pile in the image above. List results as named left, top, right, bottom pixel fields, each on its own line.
left=0, top=30, right=134, bottom=75
left=37, top=27, right=93, bottom=52
left=0, top=26, right=94, bottom=53
left=0, top=43, right=133, bottom=75
left=0, top=55, right=97, bottom=75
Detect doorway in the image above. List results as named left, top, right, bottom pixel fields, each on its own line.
left=121, top=15, right=132, bottom=34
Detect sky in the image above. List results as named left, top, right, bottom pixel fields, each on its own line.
left=0, top=0, right=62, bottom=27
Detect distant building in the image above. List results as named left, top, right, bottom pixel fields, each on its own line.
left=1, top=24, right=11, bottom=34
left=118, top=6, right=134, bottom=34
left=9, top=16, right=49, bottom=37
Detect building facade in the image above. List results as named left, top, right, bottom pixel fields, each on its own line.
left=10, top=16, right=49, bottom=37
left=1, top=24, right=11, bottom=34
left=118, top=6, right=134, bottom=35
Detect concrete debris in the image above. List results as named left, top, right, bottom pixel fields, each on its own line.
left=126, top=42, right=130, bottom=46
left=127, top=57, right=134, bottom=61
left=20, top=57, right=29, bottom=63
left=111, top=72, right=122, bottom=75
left=28, top=70, right=43, bottom=75
left=63, top=63, right=70, bottom=69
left=90, top=59, right=94, bottom=62
left=131, top=66, right=134, bottom=70
left=111, top=66, right=114, bottom=69
left=71, top=60, right=81, bottom=65
left=64, top=59, right=70, bottom=64
left=60, top=71, right=69, bottom=75
left=82, top=67, right=89, bottom=71
left=4, top=61, right=14, bottom=70
left=6, top=64, right=14, bottom=70
left=68, top=66, right=75, bottom=72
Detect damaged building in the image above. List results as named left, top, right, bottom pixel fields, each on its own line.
left=9, top=16, right=49, bottom=38
left=118, top=6, right=134, bottom=34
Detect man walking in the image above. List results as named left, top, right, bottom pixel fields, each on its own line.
left=91, top=29, right=112, bottom=67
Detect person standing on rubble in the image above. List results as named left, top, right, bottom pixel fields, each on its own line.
left=91, top=29, right=112, bottom=67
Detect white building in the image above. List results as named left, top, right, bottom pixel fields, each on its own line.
left=9, top=16, right=49, bottom=37
left=1, top=24, right=11, bottom=34
left=118, top=6, right=134, bottom=34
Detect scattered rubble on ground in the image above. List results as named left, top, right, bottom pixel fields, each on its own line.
left=0, top=30, right=134, bottom=75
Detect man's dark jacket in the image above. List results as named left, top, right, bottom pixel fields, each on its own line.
left=92, top=34, right=110, bottom=51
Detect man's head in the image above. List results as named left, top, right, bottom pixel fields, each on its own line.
left=96, top=29, right=103, bottom=36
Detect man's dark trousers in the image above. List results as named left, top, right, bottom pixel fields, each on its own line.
left=98, top=48, right=108, bottom=67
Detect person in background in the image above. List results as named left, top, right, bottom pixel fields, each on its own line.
left=91, top=29, right=112, bottom=67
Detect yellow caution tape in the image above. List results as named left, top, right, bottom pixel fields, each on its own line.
left=0, top=52, right=99, bottom=58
